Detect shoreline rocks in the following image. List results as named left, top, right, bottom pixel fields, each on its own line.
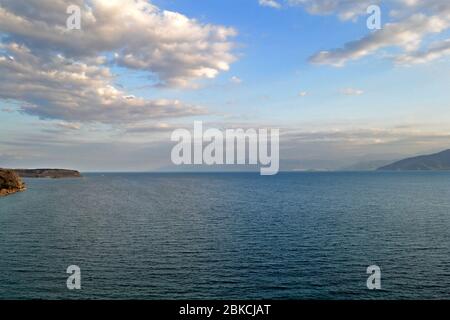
left=0, top=169, right=26, bottom=197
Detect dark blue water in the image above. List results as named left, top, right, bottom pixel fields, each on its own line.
left=1, top=172, right=450, bottom=299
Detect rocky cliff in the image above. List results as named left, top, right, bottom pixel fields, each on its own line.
left=0, top=169, right=26, bottom=197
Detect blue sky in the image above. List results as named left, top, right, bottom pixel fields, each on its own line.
left=1, top=0, right=450, bottom=170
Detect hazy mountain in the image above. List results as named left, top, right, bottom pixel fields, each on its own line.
left=157, top=159, right=347, bottom=172
left=340, top=160, right=395, bottom=171
left=378, top=149, right=450, bottom=171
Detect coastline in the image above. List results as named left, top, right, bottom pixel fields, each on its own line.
left=0, top=185, right=26, bottom=197
left=0, top=169, right=26, bottom=197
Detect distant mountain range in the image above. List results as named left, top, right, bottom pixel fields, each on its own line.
left=340, top=160, right=394, bottom=171
left=378, top=149, right=450, bottom=171
left=156, top=150, right=450, bottom=172
left=160, top=149, right=450, bottom=172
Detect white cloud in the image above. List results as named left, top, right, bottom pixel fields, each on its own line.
left=259, top=0, right=282, bottom=9
left=284, top=0, right=450, bottom=67
left=288, top=0, right=379, bottom=21
left=230, top=76, right=243, bottom=84
left=0, top=0, right=236, bottom=124
left=125, top=122, right=177, bottom=134
left=0, top=0, right=237, bottom=88
left=0, top=42, right=206, bottom=123
left=395, top=39, right=450, bottom=65
left=340, top=88, right=364, bottom=96
left=55, top=122, right=82, bottom=130
left=310, top=13, right=450, bottom=66
left=298, top=91, right=308, bottom=97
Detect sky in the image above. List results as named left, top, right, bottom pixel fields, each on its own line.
left=1, top=0, right=450, bottom=171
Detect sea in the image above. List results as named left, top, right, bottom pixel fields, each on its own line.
left=1, top=172, right=450, bottom=299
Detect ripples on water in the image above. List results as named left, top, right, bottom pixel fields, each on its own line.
left=1, top=172, right=450, bottom=299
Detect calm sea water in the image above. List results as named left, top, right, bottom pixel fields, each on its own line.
left=1, top=172, right=450, bottom=300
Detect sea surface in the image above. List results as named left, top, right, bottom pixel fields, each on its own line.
left=1, top=172, right=450, bottom=300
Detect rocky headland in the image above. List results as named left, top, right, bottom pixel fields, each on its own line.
left=0, top=169, right=26, bottom=197
left=14, top=169, right=82, bottom=179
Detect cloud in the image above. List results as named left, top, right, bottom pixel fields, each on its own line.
left=310, top=13, right=450, bottom=66
left=55, top=122, right=82, bottom=130
left=125, top=122, right=177, bottom=134
left=1, top=107, right=15, bottom=113
left=259, top=0, right=282, bottom=9
left=340, top=88, right=364, bottom=96
left=281, top=125, right=450, bottom=157
left=0, top=0, right=235, bottom=124
left=0, top=42, right=206, bottom=123
left=298, top=91, right=308, bottom=97
left=284, top=0, right=450, bottom=67
left=230, top=76, right=243, bottom=84
left=395, top=39, right=450, bottom=65
left=3, top=118, right=450, bottom=170
left=0, top=0, right=237, bottom=88
left=288, top=0, right=378, bottom=21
